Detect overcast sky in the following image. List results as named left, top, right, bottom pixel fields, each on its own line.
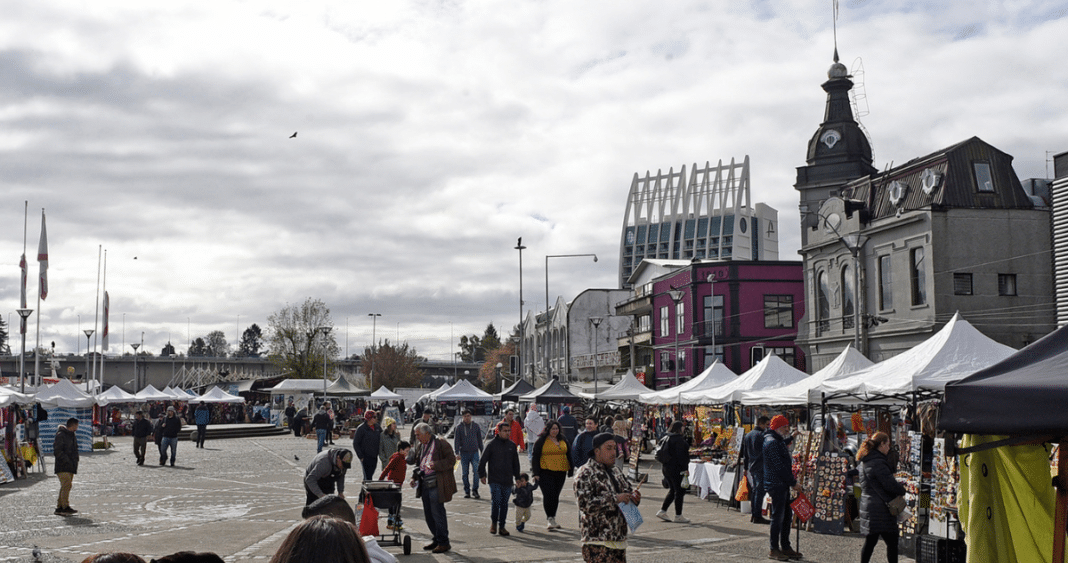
left=2, top=0, right=1066, bottom=365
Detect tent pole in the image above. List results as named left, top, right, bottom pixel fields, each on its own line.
left=1054, top=442, right=1067, bottom=563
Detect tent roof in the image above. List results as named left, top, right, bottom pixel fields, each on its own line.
left=639, top=361, right=737, bottom=404
left=190, top=386, right=246, bottom=403
left=434, top=379, right=494, bottom=401
left=0, top=385, right=35, bottom=407
left=519, top=378, right=581, bottom=404
left=497, top=379, right=536, bottom=402
left=941, top=323, right=1068, bottom=435
left=739, top=345, right=874, bottom=406
left=817, top=313, right=1015, bottom=404
left=135, top=384, right=177, bottom=401
left=97, top=386, right=143, bottom=404
left=580, top=370, right=650, bottom=401
left=369, top=385, right=404, bottom=400
left=325, top=377, right=369, bottom=396
left=419, top=383, right=453, bottom=402
left=268, top=379, right=331, bottom=393
left=680, top=354, right=809, bottom=404
left=35, top=379, right=97, bottom=408
left=161, top=386, right=191, bottom=400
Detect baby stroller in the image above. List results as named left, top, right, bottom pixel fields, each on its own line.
left=361, top=480, right=411, bottom=555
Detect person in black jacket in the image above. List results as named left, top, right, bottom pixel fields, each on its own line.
left=53, top=418, right=80, bottom=516
left=740, top=416, right=770, bottom=524
left=655, top=421, right=692, bottom=523
left=131, top=411, right=153, bottom=466
left=762, top=415, right=802, bottom=561
left=312, top=405, right=333, bottom=454
left=159, top=406, right=183, bottom=467
left=857, top=432, right=907, bottom=563
left=351, top=410, right=381, bottom=480
left=478, top=420, right=521, bottom=536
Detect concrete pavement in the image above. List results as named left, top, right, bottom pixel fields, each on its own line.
left=0, top=434, right=913, bottom=562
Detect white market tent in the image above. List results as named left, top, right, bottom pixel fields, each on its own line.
left=680, top=354, right=809, bottom=405
left=178, top=388, right=199, bottom=400
left=418, top=383, right=453, bottom=402
left=0, top=385, right=35, bottom=407
left=369, top=386, right=404, bottom=400
left=134, top=384, right=175, bottom=401
left=579, top=369, right=651, bottom=401
left=434, top=379, right=494, bottom=402
left=639, top=360, right=737, bottom=404
left=35, top=379, right=97, bottom=408
left=96, top=386, right=143, bottom=405
left=815, top=313, right=1016, bottom=405
left=739, top=345, right=874, bottom=406
left=161, top=386, right=192, bottom=401
left=189, top=386, right=245, bottom=404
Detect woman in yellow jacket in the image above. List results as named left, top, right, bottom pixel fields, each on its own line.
left=530, top=420, right=572, bottom=529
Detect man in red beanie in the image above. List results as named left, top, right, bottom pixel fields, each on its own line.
left=762, top=415, right=803, bottom=561
left=352, top=410, right=382, bottom=481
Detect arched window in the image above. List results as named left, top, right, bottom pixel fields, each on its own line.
left=842, top=264, right=855, bottom=330
left=817, top=271, right=830, bottom=335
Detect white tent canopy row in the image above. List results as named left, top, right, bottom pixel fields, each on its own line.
left=188, top=386, right=245, bottom=404
left=639, top=360, right=737, bottom=404
left=579, top=369, right=650, bottom=401
left=680, top=354, right=810, bottom=405
left=739, top=345, right=874, bottom=406
left=369, top=386, right=404, bottom=400
left=434, top=379, right=494, bottom=402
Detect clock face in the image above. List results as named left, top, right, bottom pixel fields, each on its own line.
left=821, top=129, right=842, bottom=149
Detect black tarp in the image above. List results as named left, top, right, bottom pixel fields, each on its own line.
left=518, top=378, right=580, bottom=404
left=499, top=379, right=536, bottom=402
left=941, top=323, right=1068, bottom=436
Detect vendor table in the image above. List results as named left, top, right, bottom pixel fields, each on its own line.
left=688, top=461, right=735, bottom=500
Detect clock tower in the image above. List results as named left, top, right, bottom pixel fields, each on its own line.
left=795, top=51, right=877, bottom=246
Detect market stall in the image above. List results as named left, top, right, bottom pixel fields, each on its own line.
left=496, top=379, right=535, bottom=403
left=35, top=379, right=96, bottom=454
left=638, top=360, right=736, bottom=405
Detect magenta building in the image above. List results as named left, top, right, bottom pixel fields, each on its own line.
left=649, top=260, right=805, bottom=389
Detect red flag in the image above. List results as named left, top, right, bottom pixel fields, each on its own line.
left=19, top=253, right=27, bottom=334
left=102, top=291, right=110, bottom=350
left=38, top=211, right=48, bottom=300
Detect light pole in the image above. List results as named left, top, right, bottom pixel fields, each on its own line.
left=83, top=328, right=95, bottom=392
left=368, top=313, right=381, bottom=390
left=317, top=326, right=332, bottom=401
left=170, top=353, right=177, bottom=385
left=816, top=212, right=870, bottom=355
left=515, top=237, right=527, bottom=384
left=131, top=342, right=140, bottom=391
left=17, top=308, right=34, bottom=393
left=669, top=289, right=684, bottom=387
left=545, top=253, right=598, bottom=381
left=589, top=317, right=602, bottom=395
left=496, top=362, right=503, bottom=393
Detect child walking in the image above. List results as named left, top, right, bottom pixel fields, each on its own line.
left=512, top=473, right=539, bottom=532
left=379, top=440, right=411, bottom=531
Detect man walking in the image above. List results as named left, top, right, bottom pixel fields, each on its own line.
left=159, top=406, right=182, bottom=467
left=763, top=415, right=803, bottom=561
left=53, top=417, right=80, bottom=516
left=312, top=403, right=333, bottom=454
left=454, top=410, right=484, bottom=499
left=574, top=433, right=641, bottom=562
left=570, top=417, right=599, bottom=468
left=131, top=411, right=152, bottom=466
left=194, top=402, right=210, bottom=448
left=411, top=422, right=457, bottom=554
left=522, top=406, right=544, bottom=463
left=478, top=421, right=521, bottom=536
left=352, top=410, right=382, bottom=481
left=557, top=406, right=578, bottom=447
left=741, top=416, right=770, bottom=524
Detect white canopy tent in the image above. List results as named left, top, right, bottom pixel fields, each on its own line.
left=418, top=383, right=453, bottom=402
left=434, top=379, right=494, bottom=402
left=639, top=360, right=737, bottom=404
left=161, top=386, right=192, bottom=401
left=579, top=369, right=651, bottom=401
left=134, top=384, right=175, bottom=402
left=369, top=386, right=404, bottom=400
left=96, top=386, right=143, bottom=405
left=0, top=385, right=35, bottom=407
left=35, top=379, right=97, bottom=408
left=680, top=354, right=809, bottom=405
left=815, top=313, right=1016, bottom=405
left=189, top=386, right=246, bottom=404
left=739, top=345, right=874, bottom=406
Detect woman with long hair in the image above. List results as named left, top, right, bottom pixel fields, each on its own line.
left=268, top=515, right=370, bottom=563
left=531, top=420, right=572, bottom=530
left=856, top=432, right=907, bottom=563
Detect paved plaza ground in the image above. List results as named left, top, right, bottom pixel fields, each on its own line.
left=0, top=433, right=913, bottom=562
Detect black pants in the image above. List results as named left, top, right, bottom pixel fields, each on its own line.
left=860, top=530, right=898, bottom=563
left=661, top=471, right=685, bottom=515
left=305, top=476, right=337, bottom=506
left=768, top=486, right=793, bottom=551
left=196, top=425, right=207, bottom=447
left=361, top=457, right=377, bottom=482
left=539, top=470, right=567, bottom=518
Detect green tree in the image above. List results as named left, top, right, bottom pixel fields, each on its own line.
left=363, top=339, right=424, bottom=389
left=236, top=324, right=264, bottom=357
left=457, top=322, right=504, bottom=362
left=188, top=337, right=207, bottom=357
left=267, top=298, right=338, bottom=379
left=205, top=330, right=229, bottom=357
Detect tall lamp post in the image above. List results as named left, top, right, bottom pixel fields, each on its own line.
left=515, top=238, right=526, bottom=384
left=668, top=290, right=684, bottom=387
left=589, top=317, right=603, bottom=395
left=83, top=328, right=95, bottom=392
left=317, top=326, right=332, bottom=402
left=496, top=362, right=503, bottom=393
left=545, top=253, right=598, bottom=381
left=131, top=342, right=140, bottom=391
left=17, top=308, right=34, bottom=393
left=840, top=233, right=870, bottom=353
left=368, top=313, right=381, bottom=390
left=170, top=354, right=177, bottom=387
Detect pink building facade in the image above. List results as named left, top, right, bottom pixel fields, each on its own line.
left=650, top=261, right=805, bottom=389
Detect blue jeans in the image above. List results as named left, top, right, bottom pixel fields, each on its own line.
left=420, top=483, right=450, bottom=546
left=316, top=429, right=327, bottom=453
left=160, top=436, right=178, bottom=465
left=768, top=486, right=794, bottom=551
left=460, top=451, right=480, bottom=494
left=489, top=483, right=512, bottom=526
left=748, top=471, right=766, bottom=520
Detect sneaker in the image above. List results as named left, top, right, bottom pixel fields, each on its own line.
left=464, top=493, right=471, bottom=499
left=673, top=515, right=690, bottom=523
left=472, top=491, right=480, bottom=499
left=516, top=523, right=525, bottom=532
left=655, top=510, right=671, bottom=522
left=547, top=517, right=560, bottom=529
left=769, top=549, right=790, bottom=561
left=781, top=548, right=803, bottom=560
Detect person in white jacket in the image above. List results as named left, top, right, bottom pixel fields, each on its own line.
left=523, top=407, right=545, bottom=463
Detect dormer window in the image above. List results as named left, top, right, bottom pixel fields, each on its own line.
left=973, top=161, right=995, bottom=192
left=888, top=181, right=908, bottom=207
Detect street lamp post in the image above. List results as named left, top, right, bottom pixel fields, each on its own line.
left=317, top=327, right=332, bottom=401
left=496, top=362, right=503, bottom=393
left=83, top=328, right=95, bottom=392
left=840, top=233, right=870, bottom=353
left=131, top=343, right=140, bottom=391
left=368, top=313, right=381, bottom=390
left=589, top=317, right=603, bottom=395
left=515, top=238, right=527, bottom=384
left=170, top=354, right=177, bottom=386
left=17, top=308, right=34, bottom=393
left=669, top=290, right=684, bottom=387
left=545, top=253, right=598, bottom=381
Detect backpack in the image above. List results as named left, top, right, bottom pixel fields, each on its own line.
left=654, top=435, right=671, bottom=464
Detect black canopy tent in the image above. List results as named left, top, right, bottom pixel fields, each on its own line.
left=519, top=378, right=581, bottom=404
left=499, top=379, right=536, bottom=403
left=940, top=324, right=1068, bottom=562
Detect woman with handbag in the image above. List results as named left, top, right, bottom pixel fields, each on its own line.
left=857, top=432, right=907, bottom=563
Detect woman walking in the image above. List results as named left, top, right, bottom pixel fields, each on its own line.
left=655, top=421, right=691, bottom=523
left=530, top=420, right=572, bottom=530
left=378, top=416, right=401, bottom=469
left=857, top=432, right=907, bottom=563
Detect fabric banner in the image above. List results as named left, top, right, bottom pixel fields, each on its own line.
left=39, top=406, right=94, bottom=453
left=38, top=211, right=48, bottom=300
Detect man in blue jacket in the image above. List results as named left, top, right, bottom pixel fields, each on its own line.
left=762, top=415, right=802, bottom=561
left=570, top=417, right=598, bottom=467
left=740, top=416, right=770, bottom=524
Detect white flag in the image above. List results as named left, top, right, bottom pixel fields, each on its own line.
left=38, top=211, right=48, bottom=300
left=102, top=291, right=110, bottom=351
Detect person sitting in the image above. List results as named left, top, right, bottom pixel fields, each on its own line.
left=268, top=515, right=370, bottom=563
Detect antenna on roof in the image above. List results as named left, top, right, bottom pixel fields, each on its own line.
left=832, top=0, right=839, bottom=59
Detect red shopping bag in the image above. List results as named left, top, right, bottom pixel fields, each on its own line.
left=359, top=495, right=380, bottom=536
left=790, top=492, right=815, bottom=522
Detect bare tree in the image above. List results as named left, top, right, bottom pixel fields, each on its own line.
left=267, top=298, right=339, bottom=379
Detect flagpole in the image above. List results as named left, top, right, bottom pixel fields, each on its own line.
left=92, top=245, right=102, bottom=392
left=20, top=201, right=28, bottom=391
left=98, top=250, right=107, bottom=396
left=34, top=208, right=46, bottom=387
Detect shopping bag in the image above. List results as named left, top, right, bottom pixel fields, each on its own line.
left=359, top=495, right=380, bottom=536
left=790, top=492, right=815, bottom=523
left=618, top=501, right=643, bottom=532
left=735, top=472, right=750, bottom=501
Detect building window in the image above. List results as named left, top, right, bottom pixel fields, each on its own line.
left=954, top=273, right=973, bottom=295
left=974, top=161, right=995, bottom=192
left=879, top=255, right=893, bottom=310
left=998, top=274, right=1017, bottom=296
left=660, top=306, right=670, bottom=337
left=910, top=247, right=927, bottom=306
left=766, top=347, right=797, bottom=368
left=816, top=271, right=830, bottom=335
left=703, top=346, right=723, bottom=368
left=678, top=350, right=686, bottom=372
left=676, top=301, right=685, bottom=335
left=842, top=264, right=855, bottom=330
left=660, top=351, right=672, bottom=372
left=764, top=295, right=794, bottom=329
left=702, top=294, right=724, bottom=338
